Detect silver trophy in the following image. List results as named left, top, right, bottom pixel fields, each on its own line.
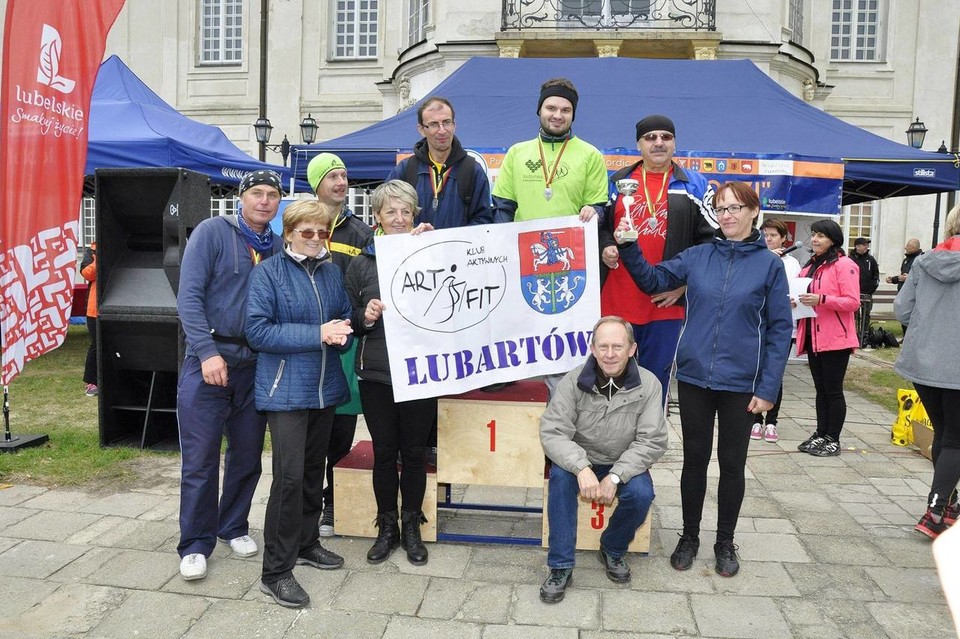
left=616, top=178, right=640, bottom=242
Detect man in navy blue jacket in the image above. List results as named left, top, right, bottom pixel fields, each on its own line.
left=387, top=96, right=493, bottom=228
left=175, top=170, right=284, bottom=581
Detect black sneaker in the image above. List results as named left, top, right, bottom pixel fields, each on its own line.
left=539, top=568, right=572, bottom=604
left=670, top=534, right=700, bottom=571
left=260, top=576, right=310, bottom=608
left=318, top=505, right=335, bottom=538
left=809, top=438, right=841, bottom=457
left=714, top=539, right=740, bottom=577
left=296, top=544, right=344, bottom=570
left=597, top=547, right=631, bottom=583
left=915, top=510, right=948, bottom=539
left=797, top=434, right=827, bottom=453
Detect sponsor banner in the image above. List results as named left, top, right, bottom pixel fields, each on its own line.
left=399, top=149, right=843, bottom=217
left=1, top=0, right=126, bottom=384
left=375, top=216, right=600, bottom=402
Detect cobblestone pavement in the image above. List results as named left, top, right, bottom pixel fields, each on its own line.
left=0, top=362, right=955, bottom=638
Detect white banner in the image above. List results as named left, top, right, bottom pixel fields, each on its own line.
left=375, top=216, right=600, bottom=402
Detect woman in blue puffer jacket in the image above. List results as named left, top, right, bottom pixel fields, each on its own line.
left=618, top=181, right=792, bottom=580
left=245, top=199, right=365, bottom=609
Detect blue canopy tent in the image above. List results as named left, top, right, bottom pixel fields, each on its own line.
left=298, top=57, right=959, bottom=204
left=87, top=55, right=308, bottom=192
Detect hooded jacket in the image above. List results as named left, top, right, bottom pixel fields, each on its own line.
left=894, top=236, right=960, bottom=390
left=387, top=136, right=493, bottom=228
left=619, top=229, right=793, bottom=403
left=328, top=207, right=373, bottom=276
left=178, top=214, right=283, bottom=367
left=794, top=251, right=861, bottom=355
left=244, top=250, right=357, bottom=412
left=343, top=239, right=392, bottom=385
left=539, top=356, right=668, bottom=483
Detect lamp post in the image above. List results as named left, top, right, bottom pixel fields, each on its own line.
left=253, top=114, right=319, bottom=166
left=932, top=140, right=949, bottom=247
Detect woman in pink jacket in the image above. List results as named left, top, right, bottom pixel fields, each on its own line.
left=794, top=220, right=861, bottom=457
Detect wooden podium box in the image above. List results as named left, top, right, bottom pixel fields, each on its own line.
left=541, top=472, right=651, bottom=554
left=437, top=381, right=549, bottom=489
left=333, top=440, right=437, bottom=541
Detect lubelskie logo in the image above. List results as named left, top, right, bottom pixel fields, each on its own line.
left=519, top=229, right=587, bottom=315
left=37, top=24, right=76, bottom=94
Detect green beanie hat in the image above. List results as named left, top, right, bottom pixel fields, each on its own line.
left=307, top=153, right=346, bottom=191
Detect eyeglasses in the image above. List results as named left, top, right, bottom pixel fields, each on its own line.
left=422, top=119, right=454, bottom=132
left=641, top=132, right=675, bottom=142
left=715, top=204, right=748, bottom=216
left=292, top=228, right=330, bottom=240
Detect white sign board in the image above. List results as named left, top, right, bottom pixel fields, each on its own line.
left=375, top=217, right=600, bottom=402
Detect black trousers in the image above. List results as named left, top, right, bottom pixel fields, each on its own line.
left=84, top=316, right=97, bottom=386
left=359, top=380, right=436, bottom=514
left=753, top=384, right=784, bottom=426
left=806, top=348, right=851, bottom=441
left=261, top=408, right=334, bottom=583
left=915, top=384, right=960, bottom=512
left=677, top=381, right=754, bottom=542
left=323, top=413, right=358, bottom=507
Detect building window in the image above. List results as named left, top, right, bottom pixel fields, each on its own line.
left=830, top=0, right=882, bottom=61
left=199, top=0, right=242, bottom=65
left=79, top=198, right=96, bottom=248
left=788, top=0, right=803, bottom=45
left=841, top=201, right=875, bottom=252
left=408, top=0, right=429, bottom=47
left=560, top=0, right=650, bottom=16
left=334, top=0, right=379, bottom=60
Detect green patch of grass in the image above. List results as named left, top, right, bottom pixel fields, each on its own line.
left=846, top=364, right=911, bottom=415
left=0, top=325, right=174, bottom=487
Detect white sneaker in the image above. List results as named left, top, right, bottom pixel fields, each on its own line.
left=224, top=534, right=258, bottom=557
left=750, top=423, right=763, bottom=440
left=180, top=553, right=207, bottom=580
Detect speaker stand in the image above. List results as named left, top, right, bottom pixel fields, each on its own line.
left=1, top=386, right=49, bottom=453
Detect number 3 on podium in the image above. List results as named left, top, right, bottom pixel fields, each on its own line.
left=591, top=502, right=605, bottom=529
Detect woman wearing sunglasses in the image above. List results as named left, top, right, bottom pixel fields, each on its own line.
left=245, top=199, right=370, bottom=608
left=616, top=181, right=793, bottom=578
left=344, top=180, right=436, bottom=566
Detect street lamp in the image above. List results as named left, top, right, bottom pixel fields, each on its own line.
left=253, top=114, right=319, bottom=166
left=905, top=117, right=928, bottom=149
left=932, top=140, right=950, bottom=247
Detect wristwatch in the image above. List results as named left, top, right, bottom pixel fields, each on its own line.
left=609, top=473, right=621, bottom=485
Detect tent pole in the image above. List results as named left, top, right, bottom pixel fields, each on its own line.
left=258, top=0, right=268, bottom=162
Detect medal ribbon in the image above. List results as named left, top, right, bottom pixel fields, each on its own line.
left=430, top=161, right=452, bottom=206
left=640, top=165, right=670, bottom=224
left=537, top=137, right=570, bottom=193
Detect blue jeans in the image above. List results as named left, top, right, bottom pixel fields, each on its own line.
left=633, top=319, right=683, bottom=407
left=546, top=463, right=655, bottom=568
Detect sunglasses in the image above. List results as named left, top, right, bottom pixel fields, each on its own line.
left=292, top=228, right=330, bottom=240
left=641, top=132, right=675, bottom=142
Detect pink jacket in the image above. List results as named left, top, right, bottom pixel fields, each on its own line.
left=795, top=253, right=861, bottom=355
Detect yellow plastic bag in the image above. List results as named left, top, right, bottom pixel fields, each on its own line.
left=891, top=389, right=917, bottom=447
left=910, top=394, right=931, bottom=429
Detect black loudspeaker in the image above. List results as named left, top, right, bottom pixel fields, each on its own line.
left=95, top=168, right=211, bottom=449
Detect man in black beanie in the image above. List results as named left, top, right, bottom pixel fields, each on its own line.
left=598, top=114, right=716, bottom=405
left=492, top=77, right=608, bottom=224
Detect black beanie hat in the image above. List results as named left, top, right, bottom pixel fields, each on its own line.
left=635, top=115, right=676, bottom=141
left=537, top=83, right=579, bottom=121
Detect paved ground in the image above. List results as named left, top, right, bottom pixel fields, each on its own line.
left=0, top=360, right=955, bottom=638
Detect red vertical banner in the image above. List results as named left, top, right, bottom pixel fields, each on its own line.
left=0, top=0, right=125, bottom=385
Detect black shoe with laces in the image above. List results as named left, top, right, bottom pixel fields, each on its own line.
left=367, top=510, right=400, bottom=564
left=400, top=509, right=428, bottom=566
left=670, top=534, right=700, bottom=571
left=539, top=568, right=572, bottom=603
left=318, top=504, right=335, bottom=537
left=260, top=576, right=310, bottom=608
left=597, top=547, right=631, bottom=583
left=714, top=539, right=740, bottom=577
left=296, top=544, right=344, bottom=570
left=809, top=438, right=841, bottom=457
left=798, top=434, right=827, bottom=453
